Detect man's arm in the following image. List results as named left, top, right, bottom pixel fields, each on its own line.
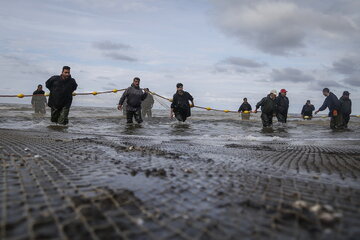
left=72, top=79, right=78, bottom=91
left=238, top=103, right=243, bottom=112
left=117, top=89, right=129, bottom=110
left=45, top=76, right=54, bottom=90
left=255, top=97, right=265, bottom=112
left=315, top=98, right=328, bottom=114
left=188, top=92, right=194, bottom=107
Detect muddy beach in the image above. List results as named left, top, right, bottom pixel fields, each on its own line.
left=1, top=126, right=360, bottom=239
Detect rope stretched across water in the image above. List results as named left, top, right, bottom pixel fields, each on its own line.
left=1, top=89, right=359, bottom=117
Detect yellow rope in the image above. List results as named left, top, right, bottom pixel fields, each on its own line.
left=2, top=89, right=359, bottom=117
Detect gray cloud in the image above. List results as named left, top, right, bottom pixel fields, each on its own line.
left=210, top=0, right=359, bottom=55
left=316, top=80, right=344, bottom=88
left=93, top=41, right=131, bottom=50
left=343, top=76, right=360, bottom=87
left=332, top=56, right=360, bottom=75
left=220, top=57, right=266, bottom=68
left=271, top=68, right=315, bottom=83
left=103, top=52, right=137, bottom=62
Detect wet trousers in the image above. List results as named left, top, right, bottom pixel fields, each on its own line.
left=34, top=106, right=46, bottom=114
left=142, top=108, right=152, bottom=118
left=261, top=113, right=273, bottom=127
left=174, top=108, right=189, bottom=122
left=330, top=114, right=343, bottom=129
left=51, top=107, right=70, bottom=125
left=126, top=109, right=143, bottom=124
left=276, top=112, right=287, bottom=123
left=342, top=114, right=350, bottom=128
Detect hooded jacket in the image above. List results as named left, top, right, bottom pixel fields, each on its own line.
left=318, top=92, right=341, bottom=116
left=46, top=75, right=77, bottom=109
left=275, top=94, right=289, bottom=114
left=119, top=84, right=148, bottom=111
left=256, top=94, right=276, bottom=114
left=340, top=96, right=352, bottom=115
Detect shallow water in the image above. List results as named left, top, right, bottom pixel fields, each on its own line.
left=0, top=103, right=359, bottom=145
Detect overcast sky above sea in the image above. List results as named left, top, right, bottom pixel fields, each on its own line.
left=0, top=0, right=359, bottom=113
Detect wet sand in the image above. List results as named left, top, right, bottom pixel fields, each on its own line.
left=1, top=128, right=360, bottom=239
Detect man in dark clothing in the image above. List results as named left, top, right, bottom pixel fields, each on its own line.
left=118, top=77, right=148, bottom=124
left=238, top=98, right=252, bottom=112
left=141, top=89, right=155, bottom=118
left=275, top=89, right=289, bottom=123
left=46, top=66, right=78, bottom=125
left=255, top=90, right=277, bottom=127
left=315, top=88, right=343, bottom=129
left=31, top=84, right=47, bottom=114
left=301, top=100, right=315, bottom=119
left=238, top=98, right=252, bottom=120
left=340, top=91, right=352, bottom=128
left=170, top=83, right=194, bottom=122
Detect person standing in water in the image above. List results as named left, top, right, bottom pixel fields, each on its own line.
left=31, top=84, right=47, bottom=114
left=301, top=100, right=315, bottom=119
left=275, top=89, right=289, bottom=123
left=141, top=89, right=155, bottom=118
left=170, top=83, right=194, bottom=122
left=315, top=88, right=343, bottom=129
left=118, top=77, right=148, bottom=124
left=238, top=98, right=252, bottom=120
left=46, top=66, right=78, bottom=125
left=339, top=91, right=352, bottom=128
left=254, top=90, right=277, bottom=128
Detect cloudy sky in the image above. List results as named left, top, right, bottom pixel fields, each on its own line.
left=1, top=0, right=359, bottom=113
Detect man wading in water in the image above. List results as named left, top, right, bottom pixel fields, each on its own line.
left=170, top=83, right=194, bottom=122
left=254, top=90, right=277, bottom=128
left=46, top=66, right=78, bottom=125
left=118, top=77, right=148, bottom=124
left=315, top=88, right=343, bottom=129
left=31, top=84, right=47, bottom=114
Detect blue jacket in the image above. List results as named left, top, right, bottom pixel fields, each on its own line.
left=318, top=92, right=340, bottom=116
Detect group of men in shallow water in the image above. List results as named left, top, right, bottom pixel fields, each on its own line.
left=31, top=66, right=352, bottom=129
left=236, top=88, right=352, bottom=129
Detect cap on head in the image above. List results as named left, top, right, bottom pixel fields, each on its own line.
left=323, top=88, right=330, bottom=93
left=243, top=97, right=247, bottom=101
left=133, top=77, right=140, bottom=81
left=343, top=91, right=350, bottom=96
left=270, top=89, right=277, bottom=95
left=176, top=83, right=183, bottom=88
left=306, top=100, right=310, bottom=103
left=280, top=89, right=287, bottom=93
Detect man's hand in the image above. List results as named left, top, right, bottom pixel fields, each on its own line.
left=254, top=109, right=258, bottom=113
left=144, top=88, right=149, bottom=93
left=117, top=105, right=123, bottom=111
left=315, top=110, right=319, bottom=114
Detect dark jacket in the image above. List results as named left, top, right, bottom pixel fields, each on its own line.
left=301, top=104, right=315, bottom=116
left=46, top=75, right=77, bottom=109
left=339, top=96, right=352, bottom=115
left=256, top=95, right=276, bottom=114
left=119, top=84, right=148, bottom=111
left=318, top=92, right=341, bottom=116
left=275, top=94, right=289, bottom=114
left=238, top=102, right=252, bottom=112
left=141, top=94, right=154, bottom=109
left=171, top=91, right=193, bottom=109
